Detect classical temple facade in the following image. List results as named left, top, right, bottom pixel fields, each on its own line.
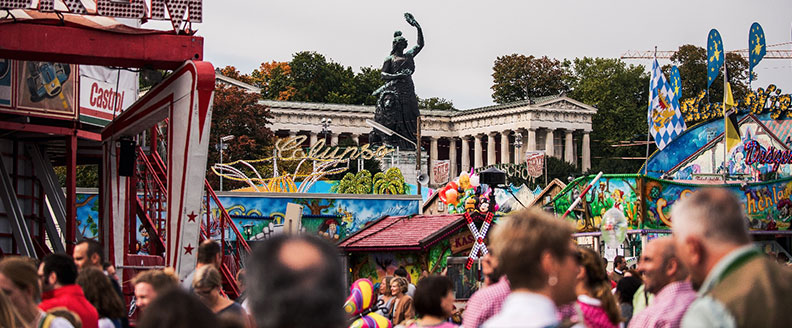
left=215, top=71, right=597, bottom=183
left=264, top=97, right=596, bottom=178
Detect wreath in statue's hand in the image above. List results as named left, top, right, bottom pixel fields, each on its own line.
left=404, top=12, right=420, bottom=28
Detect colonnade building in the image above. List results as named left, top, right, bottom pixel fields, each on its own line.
left=264, top=96, right=596, bottom=181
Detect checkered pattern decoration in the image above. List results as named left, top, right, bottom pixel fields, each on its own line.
left=465, top=212, right=494, bottom=270
left=648, top=59, right=687, bottom=150
left=761, top=117, right=792, bottom=146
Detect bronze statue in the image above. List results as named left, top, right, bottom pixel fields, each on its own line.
left=370, top=12, right=424, bottom=151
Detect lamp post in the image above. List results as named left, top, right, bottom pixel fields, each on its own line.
left=514, top=132, right=523, bottom=163
left=321, top=118, right=332, bottom=144
left=219, top=134, right=235, bottom=191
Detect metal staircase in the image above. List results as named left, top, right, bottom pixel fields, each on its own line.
left=133, top=123, right=250, bottom=299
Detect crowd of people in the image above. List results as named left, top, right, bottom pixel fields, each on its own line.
left=1, top=188, right=791, bottom=328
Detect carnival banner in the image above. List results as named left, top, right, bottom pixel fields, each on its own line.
left=0, top=59, right=10, bottom=107
left=707, top=29, right=724, bottom=89
left=749, top=22, right=766, bottom=76
left=432, top=160, right=450, bottom=185
left=79, top=65, right=138, bottom=127
left=649, top=59, right=686, bottom=150
left=525, top=151, right=544, bottom=178
left=552, top=174, right=792, bottom=233
left=7, top=61, right=78, bottom=120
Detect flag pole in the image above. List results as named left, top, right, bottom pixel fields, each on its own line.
left=722, top=64, right=728, bottom=182
left=645, top=46, right=656, bottom=175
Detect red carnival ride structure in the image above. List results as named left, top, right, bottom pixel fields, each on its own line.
left=0, top=2, right=248, bottom=303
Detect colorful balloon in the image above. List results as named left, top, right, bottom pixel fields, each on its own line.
left=344, top=279, right=376, bottom=315
left=445, top=189, right=459, bottom=205
left=469, top=174, right=480, bottom=188
left=458, top=172, right=471, bottom=190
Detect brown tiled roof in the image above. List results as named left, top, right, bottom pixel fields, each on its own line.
left=338, top=214, right=465, bottom=252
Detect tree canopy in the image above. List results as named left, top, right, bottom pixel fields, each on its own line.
left=567, top=57, right=650, bottom=173
left=491, top=54, right=571, bottom=104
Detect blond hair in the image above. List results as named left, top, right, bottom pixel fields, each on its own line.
left=132, top=269, right=179, bottom=293
left=192, top=265, right=222, bottom=290
left=0, top=289, right=26, bottom=328
left=391, top=276, right=409, bottom=295
left=491, top=208, right=574, bottom=290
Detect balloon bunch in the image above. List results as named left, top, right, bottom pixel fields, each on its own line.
left=344, top=279, right=392, bottom=328
left=438, top=170, right=498, bottom=214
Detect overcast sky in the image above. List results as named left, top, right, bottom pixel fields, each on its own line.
left=156, top=0, right=792, bottom=109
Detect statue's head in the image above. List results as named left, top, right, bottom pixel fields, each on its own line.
left=392, top=31, right=407, bottom=53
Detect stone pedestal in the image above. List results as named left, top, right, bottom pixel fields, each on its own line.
left=381, top=150, right=428, bottom=191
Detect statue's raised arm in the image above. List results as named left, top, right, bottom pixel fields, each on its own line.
left=404, top=13, right=423, bottom=57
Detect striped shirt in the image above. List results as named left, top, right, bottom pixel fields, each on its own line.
left=628, top=281, right=696, bottom=328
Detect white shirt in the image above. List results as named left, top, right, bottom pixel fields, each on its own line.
left=483, top=292, right=559, bottom=328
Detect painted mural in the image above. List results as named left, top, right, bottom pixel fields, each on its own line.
left=76, top=193, right=99, bottom=240
left=210, top=195, right=419, bottom=243
left=553, top=174, right=792, bottom=232
left=349, top=238, right=453, bottom=285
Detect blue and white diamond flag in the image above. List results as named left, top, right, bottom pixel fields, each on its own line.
left=648, top=59, right=686, bottom=150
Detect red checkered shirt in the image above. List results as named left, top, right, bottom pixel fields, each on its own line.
left=462, top=277, right=510, bottom=328
left=628, top=281, right=696, bottom=328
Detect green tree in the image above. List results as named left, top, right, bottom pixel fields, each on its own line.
left=418, top=97, right=455, bottom=110
left=289, top=52, right=357, bottom=103
left=55, top=165, right=99, bottom=188
left=251, top=61, right=296, bottom=100
left=353, top=66, right=383, bottom=105
left=207, top=84, right=274, bottom=190
left=662, top=45, right=751, bottom=105
left=491, top=54, right=571, bottom=104
left=568, top=57, right=650, bottom=173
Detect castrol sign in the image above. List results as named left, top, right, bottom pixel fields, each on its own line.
left=79, top=65, right=138, bottom=126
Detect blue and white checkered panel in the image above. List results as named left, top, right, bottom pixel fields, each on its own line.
left=648, top=59, right=687, bottom=150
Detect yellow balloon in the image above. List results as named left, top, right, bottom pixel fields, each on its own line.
left=458, top=173, right=471, bottom=190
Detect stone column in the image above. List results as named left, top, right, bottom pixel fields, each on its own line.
left=582, top=132, right=591, bottom=172
left=545, top=129, right=555, bottom=158
left=429, top=137, right=438, bottom=181
left=527, top=128, right=537, bottom=151
left=474, top=135, right=483, bottom=169
left=309, top=132, right=318, bottom=146
left=461, top=136, right=471, bottom=173
left=500, top=131, right=510, bottom=164
left=487, top=133, right=496, bottom=166
left=330, top=133, right=339, bottom=146
left=449, top=138, right=458, bottom=178
left=288, top=131, right=296, bottom=139
left=351, top=134, right=360, bottom=145
left=565, top=130, right=574, bottom=164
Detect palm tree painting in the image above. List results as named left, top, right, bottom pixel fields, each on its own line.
left=373, top=167, right=409, bottom=195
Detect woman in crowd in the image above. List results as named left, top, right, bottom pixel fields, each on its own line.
left=375, top=276, right=394, bottom=319
left=77, top=267, right=125, bottom=328
left=389, top=276, right=415, bottom=326
left=482, top=208, right=581, bottom=328
left=0, top=289, right=26, bottom=328
left=0, top=257, right=73, bottom=328
left=615, top=276, right=642, bottom=326
left=575, top=247, right=621, bottom=328
left=192, top=266, right=250, bottom=327
left=406, top=275, right=457, bottom=328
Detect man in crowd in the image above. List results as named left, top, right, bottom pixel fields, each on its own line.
left=248, top=234, right=345, bottom=328
left=182, top=240, right=222, bottom=290
left=609, top=255, right=626, bottom=283
left=628, top=237, right=695, bottom=328
left=463, top=253, right=510, bottom=328
left=394, top=266, right=416, bottom=298
left=73, top=239, right=129, bottom=328
left=38, top=253, right=99, bottom=328
left=132, top=269, right=179, bottom=313
left=672, top=188, right=792, bottom=327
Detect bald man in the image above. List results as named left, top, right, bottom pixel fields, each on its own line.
left=672, top=188, right=792, bottom=327
left=628, top=237, right=695, bottom=328
left=247, top=235, right=346, bottom=328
